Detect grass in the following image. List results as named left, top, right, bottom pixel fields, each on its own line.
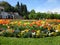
left=0, top=36, right=60, bottom=45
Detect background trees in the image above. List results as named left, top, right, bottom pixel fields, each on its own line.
left=28, top=10, right=60, bottom=19
left=15, top=2, right=28, bottom=16
left=0, top=1, right=12, bottom=12
left=0, top=1, right=60, bottom=19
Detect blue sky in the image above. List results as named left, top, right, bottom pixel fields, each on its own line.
left=0, top=0, right=60, bottom=13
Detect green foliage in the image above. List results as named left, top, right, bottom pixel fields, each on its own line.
left=0, top=36, right=60, bottom=45
left=3, top=30, right=13, bottom=37
left=28, top=10, right=60, bottom=19
left=21, top=32, right=32, bottom=38
left=28, top=10, right=36, bottom=19
left=15, top=2, right=28, bottom=16
left=23, top=16, right=26, bottom=19
left=0, top=1, right=14, bottom=12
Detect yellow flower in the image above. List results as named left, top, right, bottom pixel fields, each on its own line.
left=14, top=21, right=18, bottom=24
left=36, top=30, right=40, bottom=36
left=21, top=31, right=25, bottom=35
left=3, top=24, right=5, bottom=25
left=36, top=30, right=40, bottom=33
left=27, top=22, right=30, bottom=24
left=56, top=25, right=60, bottom=31
left=7, top=26, right=10, bottom=29
left=24, top=29, right=29, bottom=32
left=41, top=21, right=45, bottom=24
left=6, top=24, right=8, bottom=26
left=23, top=23, right=27, bottom=26
left=10, top=22, right=14, bottom=25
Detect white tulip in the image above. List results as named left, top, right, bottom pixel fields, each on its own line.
left=55, top=30, right=59, bottom=32
left=32, top=32, right=35, bottom=35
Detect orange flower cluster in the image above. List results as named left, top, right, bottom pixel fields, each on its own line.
left=46, top=19, right=60, bottom=23
left=30, top=20, right=42, bottom=26
left=57, top=20, right=60, bottom=22
left=0, top=19, right=10, bottom=24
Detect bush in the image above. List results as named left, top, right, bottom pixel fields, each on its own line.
left=3, top=30, right=13, bottom=37
left=20, top=30, right=32, bottom=38
left=13, top=30, right=20, bottom=37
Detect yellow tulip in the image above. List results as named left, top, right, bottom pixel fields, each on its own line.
left=10, top=22, right=14, bottom=25
left=21, top=31, right=25, bottom=35
left=55, top=25, right=60, bottom=32
left=24, top=29, right=29, bottom=32
left=7, top=26, right=10, bottom=29
left=14, top=21, right=17, bottom=24
left=41, top=21, right=45, bottom=24
left=3, top=24, right=5, bottom=25
left=36, top=30, right=40, bottom=36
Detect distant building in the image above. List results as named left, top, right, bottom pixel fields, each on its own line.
left=13, top=12, right=24, bottom=19
left=0, top=6, right=14, bottom=19
left=0, top=6, right=4, bottom=12
left=0, top=6, right=23, bottom=19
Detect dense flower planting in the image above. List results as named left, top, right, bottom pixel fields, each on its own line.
left=0, top=19, right=60, bottom=38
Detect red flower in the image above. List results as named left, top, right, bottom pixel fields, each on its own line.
left=32, top=30, right=36, bottom=33
left=30, top=24, right=33, bottom=26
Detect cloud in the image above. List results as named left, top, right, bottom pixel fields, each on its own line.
left=35, top=7, right=60, bottom=14
left=51, top=8, right=60, bottom=14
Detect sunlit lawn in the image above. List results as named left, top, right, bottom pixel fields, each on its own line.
left=0, top=36, right=60, bottom=45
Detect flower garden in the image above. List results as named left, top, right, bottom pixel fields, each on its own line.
left=0, top=19, right=60, bottom=38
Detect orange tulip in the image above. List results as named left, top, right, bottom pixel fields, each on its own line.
left=31, top=21, right=36, bottom=25
left=48, top=26, right=51, bottom=30
left=6, top=20, right=10, bottom=24
left=36, top=22, right=42, bottom=26
left=0, top=20, right=2, bottom=24
left=36, top=20, right=41, bottom=24
left=18, top=22, right=21, bottom=26
left=43, top=25, right=47, bottom=28
left=30, top=24, right=33, bottom=26
left=57, top=20, right=60, bottom=22
left=23, top=23, right=27, bottom=26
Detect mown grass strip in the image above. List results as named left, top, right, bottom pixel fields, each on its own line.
left=0, top=36, right=60, bottom=45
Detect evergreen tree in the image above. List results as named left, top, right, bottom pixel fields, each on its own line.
left=15, top=2, right=21, bottom=15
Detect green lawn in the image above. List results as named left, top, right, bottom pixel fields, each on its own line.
left=0, top=36, right=60, bottom=45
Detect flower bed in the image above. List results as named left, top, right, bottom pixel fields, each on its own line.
left=0, top=19, right=60, bottom=38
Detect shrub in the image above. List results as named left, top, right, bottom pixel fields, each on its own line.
left=3, top=30, right=13, bottom=37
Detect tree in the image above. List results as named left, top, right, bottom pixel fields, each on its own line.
left=28, top=10, right=36, bottom=19
left=15, top=2, right=28, bottom=16
left=20, top=3, right=28, bottom=16
left=0, top=1, right=14, bottom=12
left=15, top=2, right=21, bottom=15
left=36, top=12, right=41, bottom=19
